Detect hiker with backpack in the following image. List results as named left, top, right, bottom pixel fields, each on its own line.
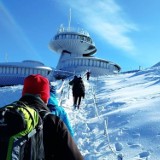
left=86, top=71, right=91, bottom=80
left=47, top=83, right=74, bottom=137
left=0, top=74, right=83, bottom=160
left=69, top=76, right=85, bottom=109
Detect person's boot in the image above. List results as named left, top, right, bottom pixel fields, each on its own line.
left=74, top=104, right=77, bottom=109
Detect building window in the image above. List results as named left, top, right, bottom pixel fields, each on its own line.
left=96, top=61, right=100, bottom=67
left=59, top=35, right=62, bottom=39
left=29, top=68, right=33, bottom=75
left=6, top=67, right=9, bottom=74
left=71, top=34, right=75, bottom=39
left=18, top=67, right=21, bottom=74
left=94, top=60, right=97, bottom=67
left=13, top=67, right=17, bottom=74
left=26, top=68, right=29, bottom=75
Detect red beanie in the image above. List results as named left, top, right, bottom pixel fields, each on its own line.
left=22, top=74, right=50, bottom=103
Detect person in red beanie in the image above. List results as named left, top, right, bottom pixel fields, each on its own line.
left=19, top=74, right=83, bottom=160
left=22, top=74, right=50, bottom=103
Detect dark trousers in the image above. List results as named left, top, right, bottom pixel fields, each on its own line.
left=73, top=96, right=82, bottom=106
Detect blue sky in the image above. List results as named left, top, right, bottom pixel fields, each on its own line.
left=0, top=0, right=160, bottom=71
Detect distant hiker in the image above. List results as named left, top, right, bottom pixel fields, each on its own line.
left=69, top=76, right=85, bottom=109
left=0, top=74, right=83, bottom=160
left=47, top=83, right=74, bottom=137
left=86, top=71, right=91, bottom=80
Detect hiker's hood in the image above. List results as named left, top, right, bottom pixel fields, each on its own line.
left=48, top=92, right=59, bottom=107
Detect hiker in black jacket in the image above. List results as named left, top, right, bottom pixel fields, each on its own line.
left=20, top=74, right=83, bottom=160
left=69, top=76, right=85, bottom=109
left=86, top=71, right=91, bottom=80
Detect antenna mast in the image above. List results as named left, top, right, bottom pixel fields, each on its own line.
left=68, top=8, right=71, bottom=31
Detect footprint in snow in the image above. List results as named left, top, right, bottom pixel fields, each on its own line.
left=115, top=142, right=123, bottom=151
left=127, top=142, right=141, bottom=148
left=139, top=151, right=150, bottom=158
left=132, top=132, right=140, bottom=138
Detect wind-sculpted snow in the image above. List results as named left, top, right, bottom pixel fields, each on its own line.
left=0, top=67, right=160, bottom=159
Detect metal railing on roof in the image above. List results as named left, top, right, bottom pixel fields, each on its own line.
left=57, top=26, right=90, bottom=37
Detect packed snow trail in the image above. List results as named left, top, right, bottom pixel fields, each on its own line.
left=61, top=77, right=124, bottom=160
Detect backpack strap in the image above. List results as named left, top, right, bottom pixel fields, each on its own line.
left=11, top=101, right=36, bottom=127
left=15, top=101, right=53, bottom=130
left=38, top=110, right=52, bottom=120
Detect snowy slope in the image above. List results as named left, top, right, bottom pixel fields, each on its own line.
left=62, top=67, right=160, bottom=160
left=0, top=67, right=160, bottom=160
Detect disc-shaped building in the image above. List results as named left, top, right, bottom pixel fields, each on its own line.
left=49, top=26, right=121, bottom=77
left=0, top=60, right=52, bottom=86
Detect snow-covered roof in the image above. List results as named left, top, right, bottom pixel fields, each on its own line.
left=0, top=60, right=52, bottom=70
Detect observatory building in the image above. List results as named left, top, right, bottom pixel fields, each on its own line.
left=49, top=25, right=121, bottom=77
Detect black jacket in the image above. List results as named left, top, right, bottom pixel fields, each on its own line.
left=19, top=94, right=83, bottom=160
left=69, top=77, right=85, bottom=97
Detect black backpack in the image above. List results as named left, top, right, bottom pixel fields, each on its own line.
left=0, top=101, right=48, bottom=160
left=75, top=78, right=85, bottom=96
